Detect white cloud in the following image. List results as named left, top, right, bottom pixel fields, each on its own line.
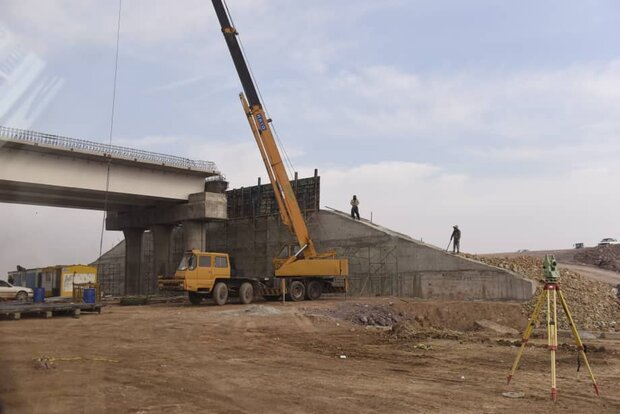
left=149, top=75, right=209, bottom=93
left=265, top=61, right=620, bottom=156
left=0, top=0, right=280, bottom=55
left=114, top=134, right=182, bottom=148
left=317, top=161, right=620, bottom=253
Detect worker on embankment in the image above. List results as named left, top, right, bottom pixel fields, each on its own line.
left=450, top=225, right=461, bottom=253
left=350, top=195, right=360, bottom=220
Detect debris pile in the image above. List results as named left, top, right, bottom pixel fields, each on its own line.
left=574, top=245, right=620, bottom=272
left=467, top=254, right=620, bottom=331
left=390, top=321, right=463, bottom=340
left=311, top=302, right=406, bottom=327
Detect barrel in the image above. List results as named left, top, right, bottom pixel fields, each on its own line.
left=33, top=287, right=45, bottom=303
left=83, top=288, right=96, bottom=304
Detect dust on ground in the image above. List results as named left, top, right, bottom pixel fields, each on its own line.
left=2, top=297, right=619, bottom=414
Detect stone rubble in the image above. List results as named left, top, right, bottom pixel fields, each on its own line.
left=468, top=254, right=620, bottom=331
left=310, top=302, right=406, bottom=327
left=574, top=245, right=620, bottom=272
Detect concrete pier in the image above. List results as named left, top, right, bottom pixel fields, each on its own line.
left=152, top=224, right=173, bottom=279
left=122, top=228, right=144, bottom=295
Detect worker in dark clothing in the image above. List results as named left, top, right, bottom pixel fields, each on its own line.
left=350, top=195, right=360, bottom=220
left=450, top=225, right=461, bottom=253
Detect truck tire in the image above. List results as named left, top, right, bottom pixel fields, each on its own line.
left=305, top=280, right=322, bottom=301
left=188, top=292, right=202, bottom=305
left=288, top=280, right=305, bottom=302
left=213, top=282, right=228, bottom=306
left=239, top=282, right=254, bottom=305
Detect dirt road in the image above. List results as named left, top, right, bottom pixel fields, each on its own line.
left=1, top=298, right=619, bottom=413
left=486, top=248, right=620, bottom=286
left=559, top=263, right=620, bottom=286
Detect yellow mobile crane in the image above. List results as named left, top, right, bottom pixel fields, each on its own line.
left=159, top=1, right=348, bottom=305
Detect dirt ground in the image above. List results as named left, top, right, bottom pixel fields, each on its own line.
left=1, top=297, right=619, bottom=414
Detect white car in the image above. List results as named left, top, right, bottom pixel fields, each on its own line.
left=0, top=280, right=33, bottom=301
left=598, top=238, right=620, bottom=246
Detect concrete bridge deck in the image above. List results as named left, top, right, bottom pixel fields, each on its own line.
left=0, top=125, right=220, bottom=210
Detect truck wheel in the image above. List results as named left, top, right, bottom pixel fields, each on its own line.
left=239, top=282, right=254, bottom=305
left=305, top=280, right=322, bottom=301
left=213, top=282, right=228, bottom=306
left=188, top=292, right=202, bottom=305
left=288, top=280, right=305, bottom=302
left=16, top=291, right=28, bottom=302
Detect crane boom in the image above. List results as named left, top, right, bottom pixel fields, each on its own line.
left=212, top=0, right=347, bottom=278
left=212, top=0, right=317, bottom=257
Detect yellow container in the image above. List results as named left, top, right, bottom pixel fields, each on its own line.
left=60, top=265, right=97, bottom=297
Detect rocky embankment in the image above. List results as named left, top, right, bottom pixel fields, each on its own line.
left=468, top=254, right=620, bottom=331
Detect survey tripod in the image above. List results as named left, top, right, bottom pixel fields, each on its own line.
left=506, top=255, right=599, bottom=401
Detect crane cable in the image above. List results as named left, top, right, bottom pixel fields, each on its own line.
left=98, top=0, right=123, bottom=259
left=222, top=0, right=297, bottom=178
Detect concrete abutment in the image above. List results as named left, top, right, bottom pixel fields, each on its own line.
left=102, top=210, right=535, bottom=301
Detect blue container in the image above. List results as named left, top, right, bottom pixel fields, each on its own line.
left=83, top=288, right=96, bottom=304
left=33, top=287, right=45, bottom=303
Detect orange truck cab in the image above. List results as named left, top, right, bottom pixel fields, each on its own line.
left=176, top=250, right=231, bottom=294
left=159, top=250, right=256, bottom=306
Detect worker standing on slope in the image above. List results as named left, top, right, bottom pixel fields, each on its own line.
left=350, top=195, right=360, bottom=220
left=450, top=225, right=461, bottom=253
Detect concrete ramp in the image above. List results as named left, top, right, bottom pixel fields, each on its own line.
left=203, top=209, right=535, bottom=302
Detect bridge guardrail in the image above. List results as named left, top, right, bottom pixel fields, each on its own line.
left=0, top=125, right=219, bottom=174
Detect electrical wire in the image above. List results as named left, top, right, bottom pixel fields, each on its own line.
left=98, top=0, right=123, bottom=259
left=222, top=0, right=297, bottom=178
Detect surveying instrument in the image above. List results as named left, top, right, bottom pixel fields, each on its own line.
left=506, top=255, right=600, bottom=401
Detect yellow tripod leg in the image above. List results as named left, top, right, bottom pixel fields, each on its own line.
left=558, top=290, right=600, bottom=396
left=507, top=289, right=546, bottom=384
left=550, top=286, right=558, bottom=401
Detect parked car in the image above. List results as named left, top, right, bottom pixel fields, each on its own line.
left=0, top=280, right=33, bottom=301
left=598, top=238, right=620, bottom=246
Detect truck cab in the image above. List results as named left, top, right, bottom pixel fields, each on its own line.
left=175, top=250, right=231, bottom=294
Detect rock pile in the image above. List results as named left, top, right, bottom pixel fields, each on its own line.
left=467, top=254, right=620, bottom=331
left=390, top=321, right=463, bottom=340
left=574, top=245, right=620, bottom=272
left=312, top=302, right=405, bottom=327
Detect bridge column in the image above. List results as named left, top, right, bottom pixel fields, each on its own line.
left=123, top=228, right=145, bottom=295
left=183, top=221, right=206, bottom=251
left=152, top=224, right=173, bottom=279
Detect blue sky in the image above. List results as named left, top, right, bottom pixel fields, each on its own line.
left=1, top=0, right=619, bottom=273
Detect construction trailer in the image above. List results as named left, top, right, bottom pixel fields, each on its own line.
left=8, top=265, right=97, bottom=298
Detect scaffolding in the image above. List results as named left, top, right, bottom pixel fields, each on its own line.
left=227, top=171, right=320, bottom=219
